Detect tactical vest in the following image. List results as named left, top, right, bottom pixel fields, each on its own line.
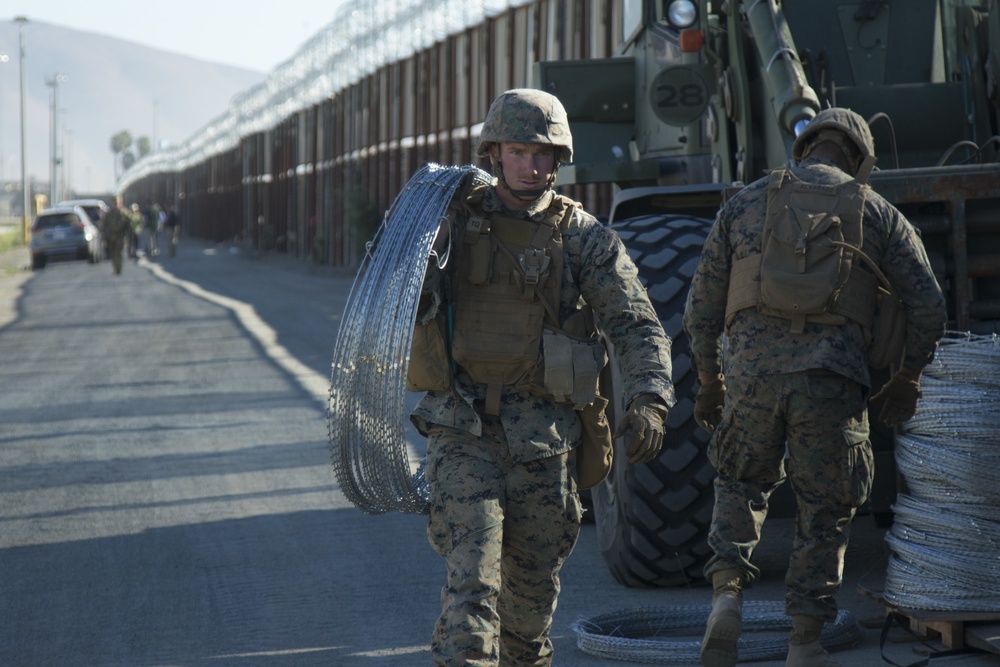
left=442, top=188, right=605, bottom=414
left=103, top=209, right=132, bottom=240
left=726, top=169, right=879, bottom=335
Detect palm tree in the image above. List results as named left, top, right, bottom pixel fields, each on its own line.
left=110, top=131, right=133, bottom=180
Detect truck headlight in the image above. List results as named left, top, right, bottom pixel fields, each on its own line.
left=668, top=0, right=698, bottom=28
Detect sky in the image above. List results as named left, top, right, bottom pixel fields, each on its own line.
left=4, top=0, right=348, bottom=73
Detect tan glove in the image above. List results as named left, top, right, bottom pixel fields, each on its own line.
left=614, top=394, right=667, bottom=465
left=694, top=375, right=726, bottom=432
left=871, top=371, right=921, bottom=427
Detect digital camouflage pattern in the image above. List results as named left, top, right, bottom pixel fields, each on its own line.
left=792, top=107, right=874, bottom=162
left=425, top=417, right=581, bottom=666
left=684, top=157, right=946, bottom=389
left=684, top=152, right=947, bottom=621
left=706, top=372, right=872, bottom=621
left=414, top=183, right=674, bottom=666
left=476, top=89, right=573, bottom=163
left=412, top=185, right=675, bottom=461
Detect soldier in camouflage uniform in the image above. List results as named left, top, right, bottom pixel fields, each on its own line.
left=102, top=196, right=133, bottom=276
left=683, top=108, right=947, bottom=667
left=411, top=89, right=675, bottom=666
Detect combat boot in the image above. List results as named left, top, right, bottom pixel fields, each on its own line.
left=701, top=568, right=743, bottom=667
left=785, top=615, right=840, bottom=667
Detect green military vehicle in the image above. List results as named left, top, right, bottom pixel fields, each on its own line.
left=533, top=0, right=1000, bottom=587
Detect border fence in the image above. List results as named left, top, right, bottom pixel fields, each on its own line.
left=120, top=0, right=622, bottom=268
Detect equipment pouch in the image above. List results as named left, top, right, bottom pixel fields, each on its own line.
left=464, top=217, right=493, bottom=285
left=575, top=395, right=613, bottom=490
left=868, top=285, right=906, bottom=369
left=406, top=313, right=452, bottom=392
left=542, top=329, right=608, bottom=407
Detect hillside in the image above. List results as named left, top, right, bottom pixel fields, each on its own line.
left=0, top=19, right=265, bottom=199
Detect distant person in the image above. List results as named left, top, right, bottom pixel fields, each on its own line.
left=102, top=197, right=133, bottom=276
left=142, top=201, right=160, bottom=257
left=128, top=203, right=142, bottom=258
left=164, top=204, right=180, bottom=257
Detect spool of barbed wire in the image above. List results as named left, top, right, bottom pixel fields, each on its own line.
left=884, top=332, right=1000, bottom=612
left=327, top=162, right=492, bottom=515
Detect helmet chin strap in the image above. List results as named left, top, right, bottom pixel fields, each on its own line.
left=494, top=156, right=559, bottom=202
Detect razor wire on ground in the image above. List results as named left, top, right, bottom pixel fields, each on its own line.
left=328, top=162, right=492, bottom=515
left=884, top=331, right=1000, bottom=612
left=570, top=601, right=863, bottom=664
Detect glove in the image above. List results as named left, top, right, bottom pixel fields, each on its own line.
left=694, top=375, right=726, bottom=432
left=614, top=394, right=667, bottom=465
left=871, top=372, right=921, bottom=427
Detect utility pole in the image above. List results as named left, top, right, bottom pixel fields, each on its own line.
left=16, top=16, right=29, bottom=240
left=64, top=127, right=72, bottom=198
left=0, top=52, right=8, bottom=187
left=46, top=73, right=67, bottom=207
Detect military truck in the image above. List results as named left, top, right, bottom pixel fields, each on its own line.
left=533, top=0, right=1000, bottom=587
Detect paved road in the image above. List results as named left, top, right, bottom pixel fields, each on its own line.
left=0, top=241, right=995, bottom=666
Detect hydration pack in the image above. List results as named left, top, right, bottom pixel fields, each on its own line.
left=727, top=169, right=878, bottom=335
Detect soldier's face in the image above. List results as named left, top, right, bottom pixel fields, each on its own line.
left=493, top=142, right=556, bottom=208
left=497, top=142, right=555, bottom=183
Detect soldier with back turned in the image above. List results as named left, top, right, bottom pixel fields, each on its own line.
left=683, top=107, right=947, bottom=667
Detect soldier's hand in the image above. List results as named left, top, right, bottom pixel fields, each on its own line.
left=694, top=374, right=726, bottom=432
left=614, top=394, right=667, bottom=465
left=871, top=370, right=921, bottom=427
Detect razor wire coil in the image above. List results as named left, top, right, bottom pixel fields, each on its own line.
left=884, top=331, right=1000, bottom=612
left=570, top=601, right=863, bottom=664
left=327, top=162, right=492, bottom=515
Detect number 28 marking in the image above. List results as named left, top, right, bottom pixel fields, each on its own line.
left=656, top=83, right=706, bottom=109
left=650, top=66, right=709, bottom=125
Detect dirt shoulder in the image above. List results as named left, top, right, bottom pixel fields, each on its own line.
left=0, top=245, right=30, bottom=275
left=0, top=246, right=32, bottom=329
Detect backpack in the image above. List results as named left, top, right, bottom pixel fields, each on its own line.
left=726, top=168, right=905, bottom=367
left=757, top=169, right=868, bottom=332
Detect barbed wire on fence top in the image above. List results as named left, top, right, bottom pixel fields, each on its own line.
left=119, top=0, right=531, bottom=190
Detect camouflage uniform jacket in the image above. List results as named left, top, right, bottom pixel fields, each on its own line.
left=683, top=157, right=947, bottom=388
left=102, top=208, right=132, bottom=241
left=411, top=185, right=675, bottom=463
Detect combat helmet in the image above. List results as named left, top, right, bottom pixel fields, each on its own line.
left=477, top=88, right=573, bottom=163
left=792, top=107, right=875, bottom=177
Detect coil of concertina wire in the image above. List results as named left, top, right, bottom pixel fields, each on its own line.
left=328, top=163, right=492, bottom=515
left=570, top=601, right=863, bottom=663
left=885, top=331, right=1000, bottom=612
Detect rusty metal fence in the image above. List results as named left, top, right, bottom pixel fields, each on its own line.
left=121, top=0, right=621, bottom=269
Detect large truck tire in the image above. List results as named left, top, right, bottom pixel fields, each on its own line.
left=594, top=213, right=716, bottom=587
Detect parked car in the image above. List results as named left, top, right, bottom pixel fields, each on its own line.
left=29, top=205, right=103, bottom=270
left=57, top=198, right=110, bottom=228
left=57, top=199, right=110, bottom=259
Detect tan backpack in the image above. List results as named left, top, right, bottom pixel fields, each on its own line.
left=758, top=169, right=868, bottom=331
left=726, top=168, right=905, bottom=367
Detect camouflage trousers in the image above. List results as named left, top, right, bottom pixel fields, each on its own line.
left=106, top=237, right=126, bottom=275
left=704, top=370, right=873, bottom=621
left=425, top=415, right=582, bottom=666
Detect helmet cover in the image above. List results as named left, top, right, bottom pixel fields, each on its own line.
left=792, top=107, right=875, bottom=163
left=477, top=88, right=573, bottom=163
